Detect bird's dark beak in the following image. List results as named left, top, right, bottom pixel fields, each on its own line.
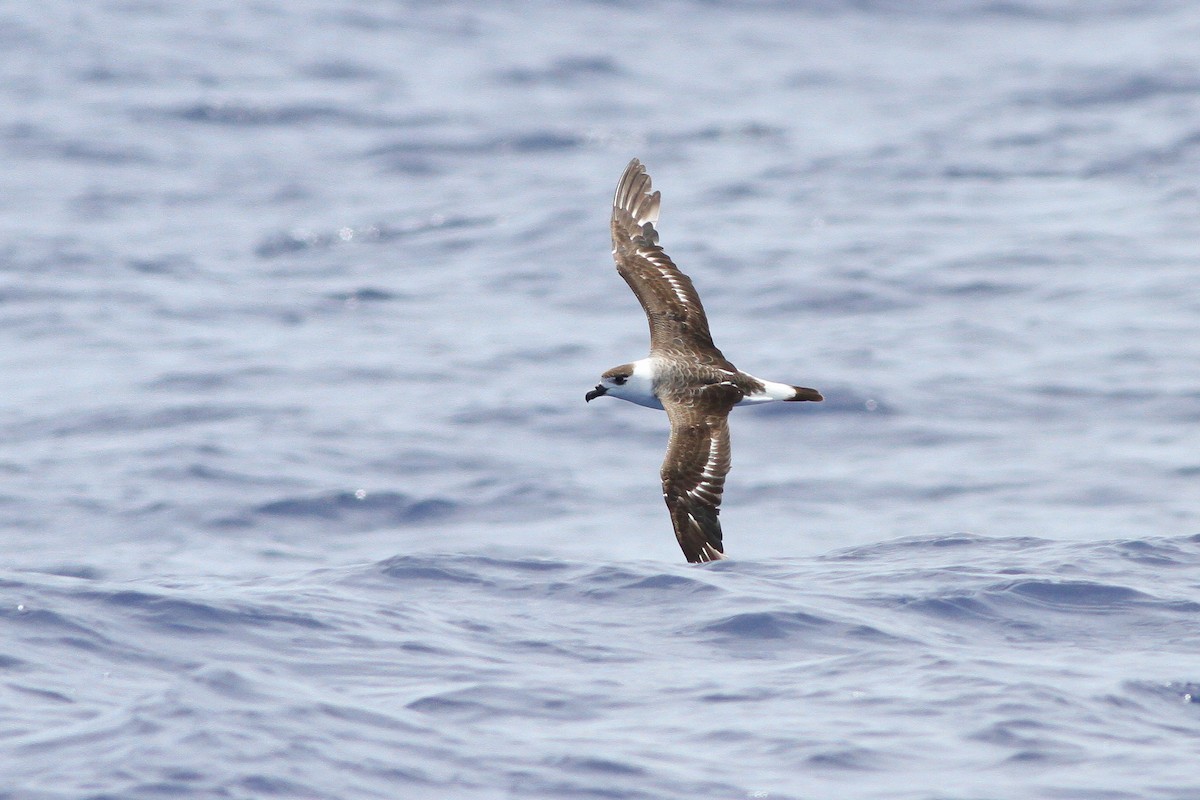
left=585, top=385, right=607, bottom=403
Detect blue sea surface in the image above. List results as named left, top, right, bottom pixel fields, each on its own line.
left=2, top=2, right=1200, bottom=798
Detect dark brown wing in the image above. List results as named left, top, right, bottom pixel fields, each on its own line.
left=611, top=159, right=731, bottom=367
left=660, top=383, right=742, bottom=563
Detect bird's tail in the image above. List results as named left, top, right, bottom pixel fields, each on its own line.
left=784, top=385, right=823, bottom=402
left=740, top=378, right=824, bottom=404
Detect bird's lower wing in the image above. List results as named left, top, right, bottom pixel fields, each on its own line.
left=661, top=386, right=741, bottom=563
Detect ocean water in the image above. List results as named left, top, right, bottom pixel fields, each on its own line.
left=2, top=1, right=1199, bottom=798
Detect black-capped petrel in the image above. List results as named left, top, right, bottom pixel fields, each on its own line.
left=586, top=159, right=822, bottom=563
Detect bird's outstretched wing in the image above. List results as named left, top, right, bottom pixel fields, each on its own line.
left=660, top=383, right=743, bottom=563
left=611, top=159, right=732, bottom=367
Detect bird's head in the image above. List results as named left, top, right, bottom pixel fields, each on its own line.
left=585, top=361, right=663, bottom=409
left=585, top=364, right=632, bottom=403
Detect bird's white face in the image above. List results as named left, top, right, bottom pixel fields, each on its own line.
left=585, top=358, right=663, bottom=409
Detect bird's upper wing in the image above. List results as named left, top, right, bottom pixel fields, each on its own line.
left=660, top=383, right=743, bottom=563
left=611, top=159, right=731, bottom=367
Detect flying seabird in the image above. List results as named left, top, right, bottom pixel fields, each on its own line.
left=586, top=159, right=822, bottom=563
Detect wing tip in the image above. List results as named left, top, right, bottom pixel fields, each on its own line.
left=613, top=157, right=659, bottom=226
left=668, top=500, right=726, bottom=563
left=686, top=548, right=726, bottom=564
left=678, top=529, right=726, bottom=563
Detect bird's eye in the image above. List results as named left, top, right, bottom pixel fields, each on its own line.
left=613, top=376, right=627, bottom=385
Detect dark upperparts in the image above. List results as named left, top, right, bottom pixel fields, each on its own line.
left=601, top=364, right=633, bottom=382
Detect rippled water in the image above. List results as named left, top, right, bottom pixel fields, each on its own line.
left=3, top=1, right=1200, bottom=798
